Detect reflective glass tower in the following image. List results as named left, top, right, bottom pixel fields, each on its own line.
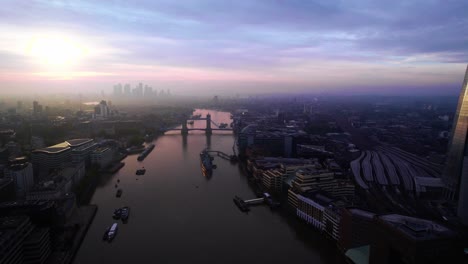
left=444, top=65, right=468, bottom=224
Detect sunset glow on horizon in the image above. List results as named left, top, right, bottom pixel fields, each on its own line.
left=0, top=0, right=467, bottom=95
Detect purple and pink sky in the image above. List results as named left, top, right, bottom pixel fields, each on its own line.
left=0, top=0, right=467, bottom=95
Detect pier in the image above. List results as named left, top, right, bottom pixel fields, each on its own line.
left=233, top=193, right=280, bottom=212
left=243, top=198, right=265, bottom=205
left=206, top=150, right=238, bottom=162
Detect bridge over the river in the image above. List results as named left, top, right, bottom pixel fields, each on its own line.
left=165, top=114, right=233, bottom=135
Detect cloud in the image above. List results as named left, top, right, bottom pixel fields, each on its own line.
left=0, top=0, right=466, bottom=94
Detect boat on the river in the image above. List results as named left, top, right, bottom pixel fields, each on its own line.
left=136, top=168, right=146, bottom=175
left=218, top=123, right=228, bottom=128
left=233, top=196, right=249, bottom=212
left=121, top=206, right=130, bottom=222
left=200, top=150, right=213, bottom=174
left=138, top=144, right=155, bottom=161
left=113, top=208, right=122, bottom=219
left=106, top=223, right=118, bottom=241
left=116, top=189, right=123, bottom=197
left=126, top=146, right=145, bottom=154
left=103, top=226, right=110, bottom=240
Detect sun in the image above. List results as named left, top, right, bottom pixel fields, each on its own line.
left=27, top=34, right=87, bottom=67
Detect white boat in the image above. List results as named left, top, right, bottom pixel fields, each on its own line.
left=107, top=223, right=118, bottom=241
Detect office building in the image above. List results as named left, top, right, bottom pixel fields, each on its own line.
left=5, top=162, right=34, bottom=198
left=0, top=178, right=15, bottom=202
left=33, top=101, right=43, bottom=115
left=94, top=100, right=109, bottom=119
left=113, top=83, right=123, bottom=96
left=339, top=208, right=376, bottom=250
left=444, top=65, right=468, bottom=224
left=124, top=84, right=131, bottom=95
left=369, top=214, right=463, bottom=264
left=293, top=190, right=343, bottom=240
left=293, top=168, right=336, bottom=194
left=144, top=85, right=153, bottom=96
left=261, top=169, right=286, bottom=192
left=32, top=139, right=93, bottom=177
left=0, top=216, right=51, bottom=264
left=71, top=140, right=97, bottom=165
left=90, top=147, right=114, bottom=168
left=23, top=227, right=51, bottom=264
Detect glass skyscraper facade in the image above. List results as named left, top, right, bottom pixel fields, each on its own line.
left=444, top=65, right=468, bottom=224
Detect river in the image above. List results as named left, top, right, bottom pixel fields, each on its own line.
left=74, top=109, right=345, bottom=264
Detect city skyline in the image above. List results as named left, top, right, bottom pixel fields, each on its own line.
left=0, top=0, right=467, bottom=95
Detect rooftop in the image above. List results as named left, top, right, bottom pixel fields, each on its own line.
left=32, top=138, right=93, bottom=154
left=93, top=147, right=110, bottom=154
left=348, top=208, right=376, bottom=219
left=0, top=215, right=29, bottom=229
left=378, top=214, right=455, bottom=241
left=66, top=138, right=93, bottom=147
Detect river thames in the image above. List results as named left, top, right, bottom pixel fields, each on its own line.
left=74, top=109, right=345, bottom=264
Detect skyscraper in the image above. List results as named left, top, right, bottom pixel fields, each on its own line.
left=124, top=84, right=131, bottom=96
left=444, top=65, right=468, bottom=224
left=113, top=83, right=122, bottom=96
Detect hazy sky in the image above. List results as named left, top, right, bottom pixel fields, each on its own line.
left=0, top=0, right=467, bottom=95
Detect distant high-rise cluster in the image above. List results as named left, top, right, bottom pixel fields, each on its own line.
left=113, top=83, right=171, bottom=98
left=32, top=101, right=43, bottom=115
left=94, top=100, right=110, bottom=120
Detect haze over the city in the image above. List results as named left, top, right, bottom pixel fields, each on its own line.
left=0, top=0, right=467, bottom=95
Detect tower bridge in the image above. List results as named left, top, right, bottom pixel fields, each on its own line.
left=164, top=113, right=233, bottom=135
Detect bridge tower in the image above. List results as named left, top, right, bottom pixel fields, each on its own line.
left=181, top=120, right=188, bottom=135
left=206, top=114, right=212, bottom=135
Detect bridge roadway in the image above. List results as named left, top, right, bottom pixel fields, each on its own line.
left=165, top=113, right=233, bottom=134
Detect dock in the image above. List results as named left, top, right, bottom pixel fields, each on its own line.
left=233, top=193, right=280, bottom=212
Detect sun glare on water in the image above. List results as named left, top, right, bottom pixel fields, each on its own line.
left=27, top=34, right=87, bottom=67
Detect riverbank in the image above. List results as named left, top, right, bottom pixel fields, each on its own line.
left=47, top=205, right=98, bottom=264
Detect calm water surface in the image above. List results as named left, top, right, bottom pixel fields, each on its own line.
left=75, top=109, right=344, bottom=264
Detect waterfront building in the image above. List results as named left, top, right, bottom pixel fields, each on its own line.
left=248, top=157, right=317, bottom=179
left=26, top=162, right=84, bottom=201
left=90, top=147, right=114, bottom=169
left=294, top=190, right=343, bottom=240
left=32, top=143, right=71, bottom=177
left=32, top=139, right=93, bottom=178
left=444, top=65, right=468, bottom=224
left=71, top=141, right=97, bottom=165
left=293, top=168, right=336, bottom=194
left=238, top=124, right=307, bottom=157
left=339, top=208, right=376, bottom=250
left=261, top=169, right=285, bottom=192
left=113, top=83, right=123, bottom=96
left=323, top=206, right=341, bottom=241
